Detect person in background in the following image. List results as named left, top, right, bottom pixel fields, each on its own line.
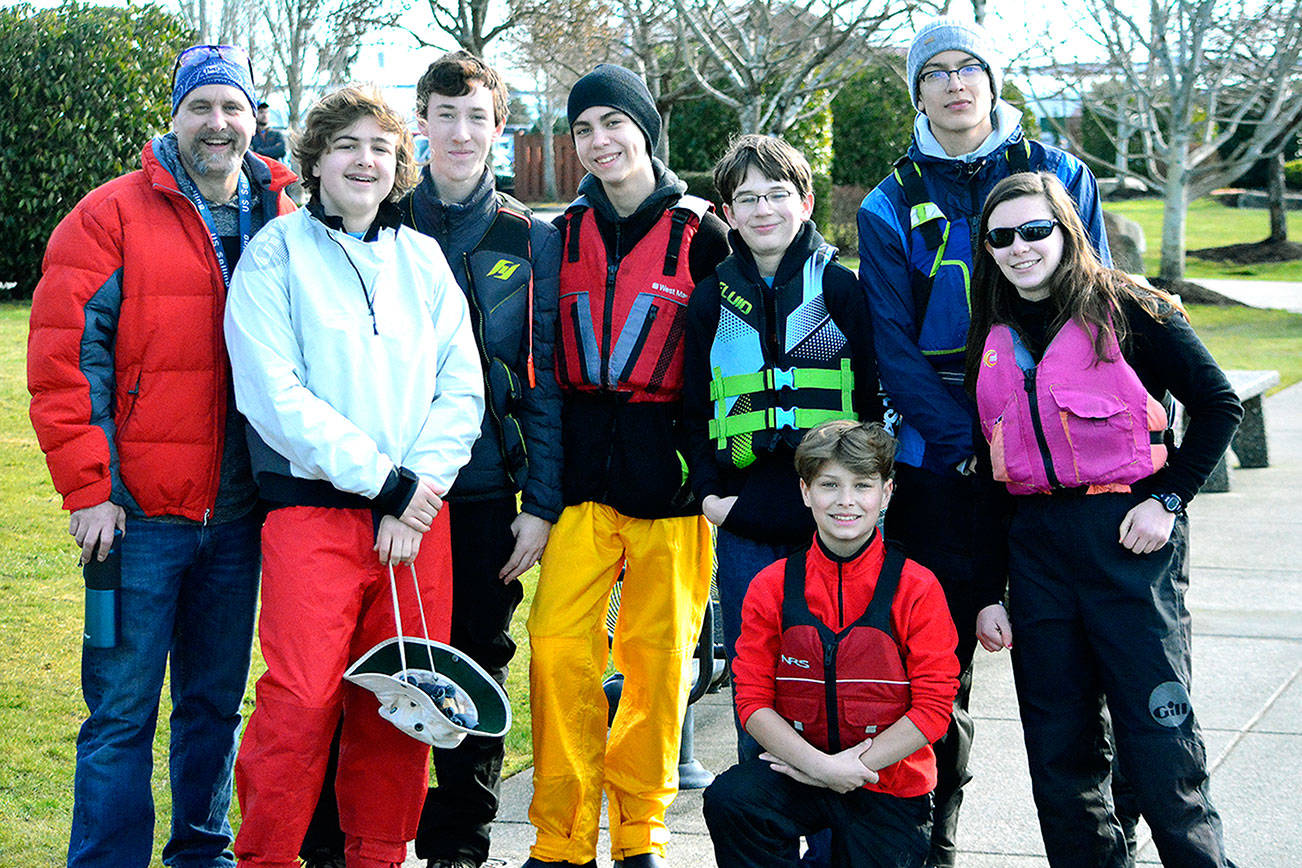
left=251, top=101, right=287, bottom=162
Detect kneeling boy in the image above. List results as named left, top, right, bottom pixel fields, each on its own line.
left=702, top=421, right=959, bottom=868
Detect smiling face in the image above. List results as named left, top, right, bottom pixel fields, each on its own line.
left=419, top=81, right=504, bottom=203
left=916, top=49, right=995, bottom=155
left=800, top=460, right=893, bottom=557
left=985, top=193, right=1064, bottom=301
left=571, top=105, right=653, bottom=197
left=312, top=116, right=398, bottom=234
left=172, top=84, right=254, bottom=186
left=722, top=165, right=814, bottom=277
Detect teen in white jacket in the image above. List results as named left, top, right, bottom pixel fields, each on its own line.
left=223, top=86, right=484, bottom=868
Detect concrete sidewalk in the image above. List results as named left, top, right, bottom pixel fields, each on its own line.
left=1192, top=278, right=1302, bottom=315
left=408, top=382, right=1302, bottom=867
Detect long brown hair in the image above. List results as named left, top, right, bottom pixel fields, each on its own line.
left=963, top=172, right=1179, bottom=395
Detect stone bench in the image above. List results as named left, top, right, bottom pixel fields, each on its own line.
left=1189, top=369, right=1281, bottom=493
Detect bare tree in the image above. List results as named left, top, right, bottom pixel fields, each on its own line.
left=261, top=0, right=400, bottom=127
left=672, top=0, right=914, bottom=136
left=178, top=0, right=265, bottom=45
left=614, top=0, right=702, bottom=161
left=406, top=0, right=544, bottom=55
left=1040, top=0, right=1302, bottom=280
left=512, top=0, right=620, bottom=197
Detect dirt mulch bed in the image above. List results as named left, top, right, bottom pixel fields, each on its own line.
left=1146, top=276, right=1245, bottom=306
left=1189, top=238, right=1302, bottom=265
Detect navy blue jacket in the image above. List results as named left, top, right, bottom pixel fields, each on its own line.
left=402, top=167, right=564, bottom=522
left=857, top=120, right=1109, bottom=474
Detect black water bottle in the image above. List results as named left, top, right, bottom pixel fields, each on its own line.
left=83, top=530, right=122, bottom=649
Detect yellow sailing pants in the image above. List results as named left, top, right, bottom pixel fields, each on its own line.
left=526, top=502, right=712, bottom=862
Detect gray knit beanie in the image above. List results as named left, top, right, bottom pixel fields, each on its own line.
left=906, top=17, right=1003, bottom=106
left=567, top=64, right=661, bottom=151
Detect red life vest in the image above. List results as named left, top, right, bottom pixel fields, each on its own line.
left=975, top=318, right=1169, bottom=495
left=555, top=195, right=709, bottom=403
left=774, top=543, right=911, bottom=754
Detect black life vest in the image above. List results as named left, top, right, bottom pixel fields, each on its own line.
left=462, top=195, right=535, bottom=484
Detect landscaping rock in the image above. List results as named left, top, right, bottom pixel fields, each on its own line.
left=1103, top=209, right=1146, bottom=274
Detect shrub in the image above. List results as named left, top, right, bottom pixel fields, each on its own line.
left=830, top=58, right=912, bottom=188
left=0, top=3, right=192, bottom=299
left=1285, top=158, right=1302, bottom=190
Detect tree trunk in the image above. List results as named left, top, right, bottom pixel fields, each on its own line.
left=1158, top=145, right=1189, bottom=282
left=657, top=104, right=671, bottom=165
left=1268, top=151, right=1288, bottom=242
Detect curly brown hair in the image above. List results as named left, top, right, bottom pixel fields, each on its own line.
left=293, top=85, right=418, bottom=204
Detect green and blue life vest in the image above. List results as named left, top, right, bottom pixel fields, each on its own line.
left=707, top=243, right=856, bottom=468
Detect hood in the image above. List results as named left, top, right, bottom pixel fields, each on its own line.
left=575, top=157, right=687, bottom=224
left=912, top=99, right=1026, bottom=164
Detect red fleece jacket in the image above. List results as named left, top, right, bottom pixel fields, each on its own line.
left=733, top=532, right=960, bottom=797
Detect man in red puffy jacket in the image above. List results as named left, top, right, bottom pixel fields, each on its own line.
left=27, top=44, right=295, bottom=868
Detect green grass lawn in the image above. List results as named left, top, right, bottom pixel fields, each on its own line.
left=1105, top=197, right=1302, bottom=281
left=3, top=294, right=1300, bottom=865
left=0, top=301, right=537, bottom=865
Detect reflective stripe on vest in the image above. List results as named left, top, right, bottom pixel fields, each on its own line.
left=975, top=319, right=1169, bottom=495
left=555, top=196, right=708, bottom=402
left=706, top=244, right=856, bottom=467
left=775, top=543, right=910, bottom=754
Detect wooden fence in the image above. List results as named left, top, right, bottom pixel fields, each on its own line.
left=513, top=131, right=584, bottom=202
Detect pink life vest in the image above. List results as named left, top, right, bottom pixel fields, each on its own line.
left=975, top=318, right=1168, bottom=495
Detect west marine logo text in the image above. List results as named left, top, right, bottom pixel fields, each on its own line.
left=487, top=259, right=521, bottom=280
left=651, top=281, right=690, bottom=300
left=720, top=281, right=753, bottom=315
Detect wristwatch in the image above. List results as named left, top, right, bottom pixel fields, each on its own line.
left=1149, top=492, right=1185, bottom=514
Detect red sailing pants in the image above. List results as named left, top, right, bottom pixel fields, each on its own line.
left=234, top=506, right=452, bottom=868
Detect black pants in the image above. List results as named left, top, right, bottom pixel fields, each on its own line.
left=1008, top=494, right=1234, bottom=868
left=301, top=496, right=525, bottom=866
left=883, top=465, right=991, bottom=868
left=703, top=759, right=931, bottom=868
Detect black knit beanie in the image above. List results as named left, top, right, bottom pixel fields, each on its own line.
left=567, top=64, right=661, bottom=150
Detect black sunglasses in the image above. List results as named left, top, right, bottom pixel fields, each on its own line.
left=986, top=219, right=1059, bottom=249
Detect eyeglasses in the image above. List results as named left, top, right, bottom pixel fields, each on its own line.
left=986, top=219, right=1059, bottom=248
left=918, top=63, right=988, bottom=92
left=171, top=45, right=253, bottom=90
left=731, top=189, right=795, bottom=208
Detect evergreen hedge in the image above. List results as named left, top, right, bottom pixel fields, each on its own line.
left=0, top=3, right=192, bottom=298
